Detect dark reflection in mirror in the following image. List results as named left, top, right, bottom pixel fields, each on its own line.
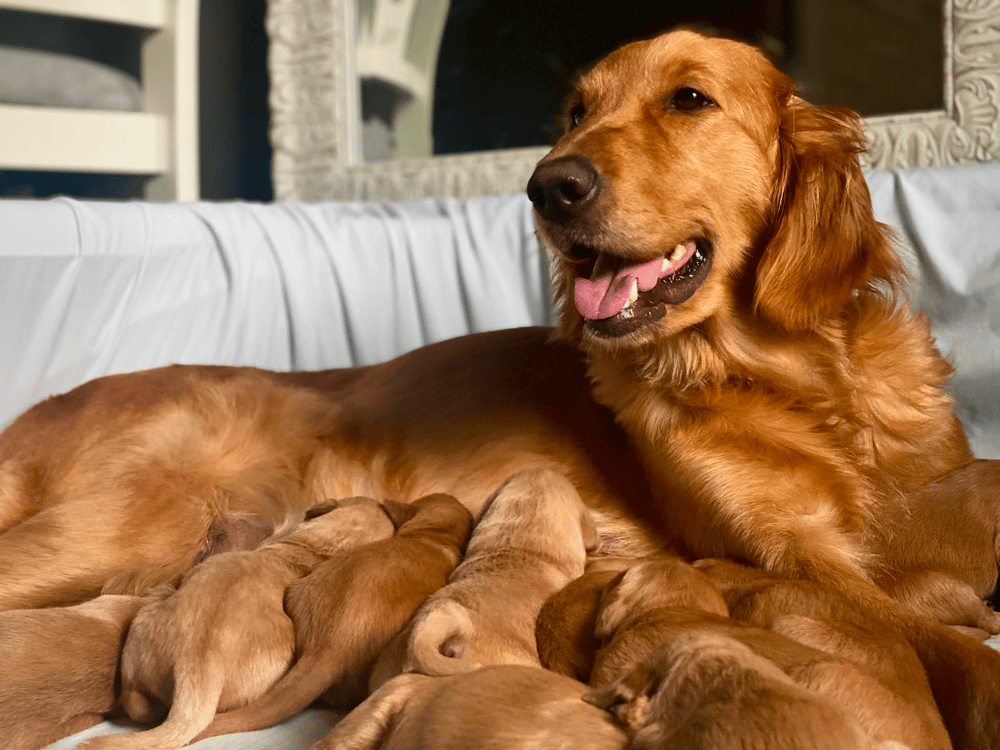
left=359, top=0, right=942, bottom=161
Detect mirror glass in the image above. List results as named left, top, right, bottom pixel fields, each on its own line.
left=356, top=0, right=943, bottom=162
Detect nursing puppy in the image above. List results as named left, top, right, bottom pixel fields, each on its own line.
left=372, top=468, right=597, bottom=687
left=193, top=492, right=474, bottom=740
left=586, top=632, right=908, bottom=750
left=692, top=559, right=955, bottom=750
left=868, top=459, right=1000, bottom=633
left=315, top=666, right=628, bottom=750
left=593, top=559, right=949, bottom=750
left=535, top=556, right=633, bottom=682
left=0, top=594, right=153, bottom=750
left=589, top=558, right=729, bottom=685
left=78, top=497, right=396, bottom=750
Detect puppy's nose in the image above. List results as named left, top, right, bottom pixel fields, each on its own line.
left=526, top=156, right=600, bottom=223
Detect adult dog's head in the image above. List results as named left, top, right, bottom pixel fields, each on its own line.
left=528, top=30, right=900, bottom=366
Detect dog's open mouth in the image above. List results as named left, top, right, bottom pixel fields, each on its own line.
left=571, top=239, right=712, bottom=337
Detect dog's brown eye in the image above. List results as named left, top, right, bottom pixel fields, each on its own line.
left=569, top=102, right=586, bottom=129
left=671, top=87, right=713, bottom=112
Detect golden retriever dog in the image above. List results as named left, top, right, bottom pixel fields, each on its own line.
left=192, top=493, right=473, bottom=740
left=0, top=25, right=997, bottom=747
left=0, top=27, right=988, bottom=628
left=371, top=468, right=596, bottom=686
left=0, top=593, right=154, bottom=750
left=0, top=333, right=663, bottom=614
left=589, top=559, right=944, bottom=750
left=77, top=497, right=397, bottom=750
left=586, top=632, right=909, bottom=750
left=535, top=556, right=633, bottom=682
left=314, top=666, right=628, bottom=750
left=526, top=27, right=982, bottom=619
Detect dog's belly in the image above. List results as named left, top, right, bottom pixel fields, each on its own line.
left=0, top=327, right=662, bottom=609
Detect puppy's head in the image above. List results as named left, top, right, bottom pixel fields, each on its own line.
left=595, top=558, right=728, bottom=639
left=529, top=29, right=899, bottom=362
left=381, top=498, right=420, bottom=529
left=472, top=468, right=597, bottom=564
left=288, top=496, right=396, bottom=550
left=395, top=493, right=475, bottom=557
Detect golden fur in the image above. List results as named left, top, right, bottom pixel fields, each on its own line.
left=530, top=29, right=976, bottom=614
left=371, top=468, right=596, bottom=686
left=0, top=594, right=153, bottom=750
left=315, top=666, right=627, bottom=750
left=535, top=556, right=633, bottom=682
left=0, top=332, right=663, bottom=613
left=191, top=493, right=473, bottom=740
left=0, top=27, right=998, bottom=748
left=76, top=498, right=396, bottom=750
left=868, top=459, right=1000, bottom=632
left=587, top=558, right=947, bottom=750
left=586, top=631, right=908, bottom=750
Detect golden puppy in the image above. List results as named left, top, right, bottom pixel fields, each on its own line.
left=695, top=559, right=951, bottom=750
left=586, top=632, right=908, bottom=750
left=78, top=497, right=397, bottom=750
left=0, top=593, right=153, bottom=750
left=868, top=459, right=1000, bottom=633
left=193, top=492, right=474, bottom=740
left=373, top=468, right=597, bottom=687
left=315, top=666, right=628, bottom=750
left=535, top=556, right=633, bottom=682
left=591, top=558, right=947, bottom=750
left=589, top=558, right=729, bottom=685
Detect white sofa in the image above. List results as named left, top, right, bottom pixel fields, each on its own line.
left=0, top=162, right=996, bottom=749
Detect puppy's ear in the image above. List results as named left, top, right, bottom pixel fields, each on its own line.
left=755, top=94, right=901, bottom=330
left=381, top=499, right=418, bottom=529
left=305, top=500, right=338, bottom=519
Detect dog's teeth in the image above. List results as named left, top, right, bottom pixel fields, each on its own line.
left=661, top=257, right=672, bottom=274
left=672, top=244, right=686, bottom=261
left=627, top=278, right=638, bottom=305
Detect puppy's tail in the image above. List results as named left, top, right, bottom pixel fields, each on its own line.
left=193, top=651, right=335, bottom=740
left=314, top=673, right=430, bottom=750
left=405, top=599, right=480, bottom=677
left=77, top=666, right=226, bottom=750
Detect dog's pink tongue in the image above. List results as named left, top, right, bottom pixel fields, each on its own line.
left=574, top=254, right=664, bottom=320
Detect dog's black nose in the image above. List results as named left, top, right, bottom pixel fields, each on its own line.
left=526, top=156, right=600, bottom=223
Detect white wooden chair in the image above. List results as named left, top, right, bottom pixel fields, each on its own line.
left=0, top=0, right=199, bottom=200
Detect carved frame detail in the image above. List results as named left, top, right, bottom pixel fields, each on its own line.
left=266, top=0, right=1000, bottom=200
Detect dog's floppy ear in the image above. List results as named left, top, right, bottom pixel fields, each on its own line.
left=755, top=94, right=901, bottom=330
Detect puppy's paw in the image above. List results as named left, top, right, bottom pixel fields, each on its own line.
left=583, top=664, right=656, bottom=728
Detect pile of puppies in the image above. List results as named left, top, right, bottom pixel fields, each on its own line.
left=1, top=466, right=956, bottom=750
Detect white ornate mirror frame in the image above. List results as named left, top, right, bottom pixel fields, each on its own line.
left=266, top=0, right=1000, bottom=201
